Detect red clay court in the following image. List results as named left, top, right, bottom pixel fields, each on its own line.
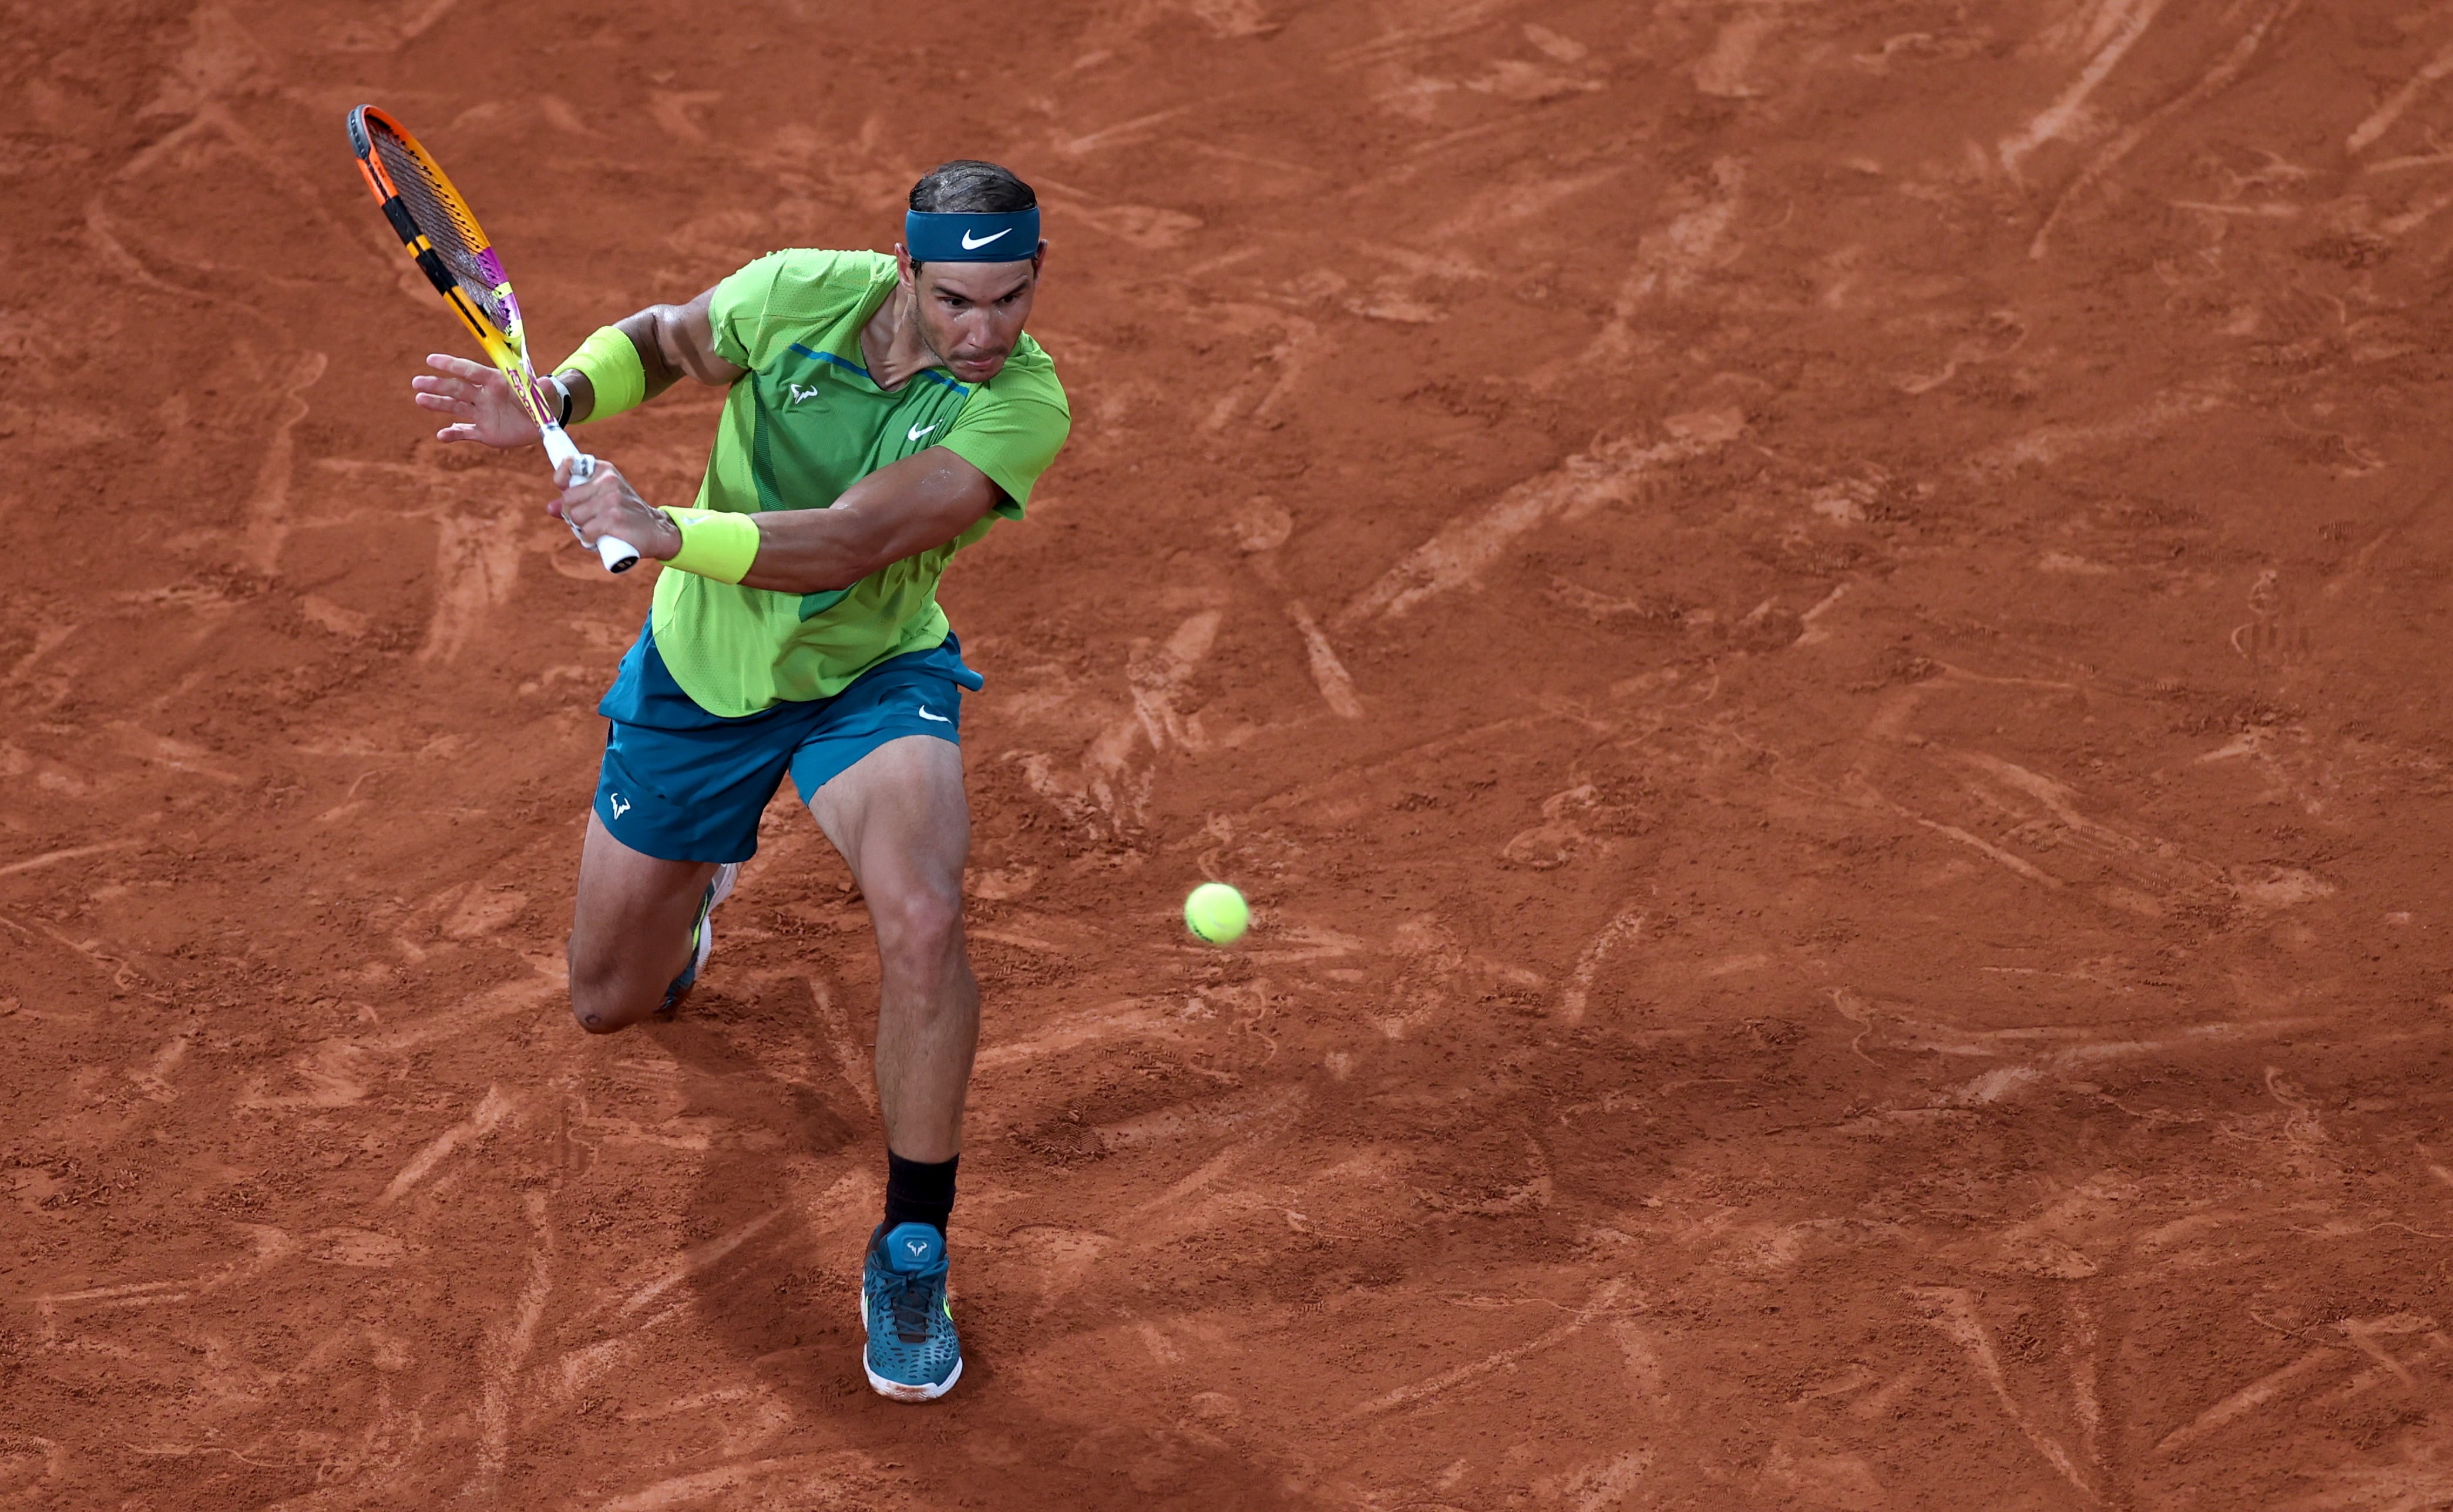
left=8, top=1, right=2453, bottom=1507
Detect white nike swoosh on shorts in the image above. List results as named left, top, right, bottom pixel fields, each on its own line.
left=917, top=705, right=952, bottom=724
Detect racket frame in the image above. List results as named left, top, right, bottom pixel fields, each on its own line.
left=348, top=105, right=638, bottom=572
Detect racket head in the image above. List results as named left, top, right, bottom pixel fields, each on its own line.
left=348, top=104, right=551, bottom=428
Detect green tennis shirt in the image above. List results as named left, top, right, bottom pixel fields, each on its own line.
left=644, top=248, right=1070, bottom=717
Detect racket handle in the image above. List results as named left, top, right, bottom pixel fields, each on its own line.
left=542, top=425, right=641, bottom=574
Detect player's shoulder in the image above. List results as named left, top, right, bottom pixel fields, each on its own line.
left=741, top=247, right=896, bottom=289
left=980, top=332, right=1069, bottom=413
left=715, top=249, right=898, bottom=327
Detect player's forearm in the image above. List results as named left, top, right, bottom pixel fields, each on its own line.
left=731, top=509, right=907, bottom=594
left=555, top=317, right=686, bottom=424
left=556, top=290, right=738, bottom=424
left=727, top=453, right=1001, bottom=594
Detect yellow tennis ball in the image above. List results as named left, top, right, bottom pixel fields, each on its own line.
left=1184, top=882, right=1249, bottom=945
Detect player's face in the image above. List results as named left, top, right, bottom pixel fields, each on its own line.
left=906, top=251, right=1041, bottom=385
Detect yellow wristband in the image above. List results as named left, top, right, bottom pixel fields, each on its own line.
left=559, top=325, right=646, bottom=421
left=662, top=509, right=761, bottom=584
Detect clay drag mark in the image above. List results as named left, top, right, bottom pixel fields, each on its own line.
left=12, top=1, right=2453, bottom=1507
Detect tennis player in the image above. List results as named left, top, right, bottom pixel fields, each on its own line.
left=404, top=160, right=1068, bottom=1403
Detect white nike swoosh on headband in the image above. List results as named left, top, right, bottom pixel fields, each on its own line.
left=959, top=228, right=1012, bottom=250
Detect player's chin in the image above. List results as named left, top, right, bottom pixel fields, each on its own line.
left=949, top=353, right=1008, bottom=383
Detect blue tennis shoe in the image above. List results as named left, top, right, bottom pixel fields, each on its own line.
left=862, top=1222, right=963, bottom=1402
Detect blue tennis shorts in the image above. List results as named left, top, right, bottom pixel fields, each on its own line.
left=592, top=626, right=983, bottom=864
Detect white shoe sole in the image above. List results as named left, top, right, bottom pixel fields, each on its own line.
left=859, top=1292, right=962, bottom=1402
left=864, top=1353, right=963, bottom=1403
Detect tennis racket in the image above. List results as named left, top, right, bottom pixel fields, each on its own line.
left=347, top=104, right=640, bottom=573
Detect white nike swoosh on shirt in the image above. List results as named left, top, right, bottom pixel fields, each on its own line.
left=960, top=228, right=1012, bottom=250
left=908, top=423, right=937, bottom=442
left=916, top=705, right=951, bottom=724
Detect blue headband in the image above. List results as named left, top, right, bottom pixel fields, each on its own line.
left=905, top=207, right=1041, bottom=262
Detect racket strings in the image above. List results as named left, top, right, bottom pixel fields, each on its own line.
left=368, top=129, right=516, bottom=336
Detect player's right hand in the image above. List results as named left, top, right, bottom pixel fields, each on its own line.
left=410, top=354, right=540, bottom=449
left=550, top=456, right=681, bottom=561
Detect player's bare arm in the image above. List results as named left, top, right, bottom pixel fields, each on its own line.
left=549, top=447, right=1002, bottom=593
left=736, top=449, right=998, bottom=590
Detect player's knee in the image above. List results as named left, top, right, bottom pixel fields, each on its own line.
left=567, top=987, right=630, bottom=1035
left=570, top=1001, right=628, bottom=1035
left=871, top=879, right=965, bottom=977
left=564, top=947, right=636, bottom=1035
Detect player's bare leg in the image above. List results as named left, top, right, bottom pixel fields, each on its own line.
left=808, top=733, right=977, bottom=1401
left=807, top=735, right=978, bottom=1161
left=566, top=812, right=721, bottom=1034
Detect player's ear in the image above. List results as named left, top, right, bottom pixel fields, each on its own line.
left=1030, top=240, right=1048, bottom=278
left=894, top=243, right=918, bottom=290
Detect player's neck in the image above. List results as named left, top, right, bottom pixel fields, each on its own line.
left=859, top=286, right=942, bottom=394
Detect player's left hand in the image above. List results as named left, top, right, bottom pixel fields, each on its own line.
left=550, top=457, right=682, bottom=560
left=412, top=354, right=542, bottom=449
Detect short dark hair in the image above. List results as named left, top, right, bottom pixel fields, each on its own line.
left=909, top=159, right=1036, bottom=214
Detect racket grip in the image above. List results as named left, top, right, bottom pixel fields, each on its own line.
left=542, top=425, right=641, bottom=574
